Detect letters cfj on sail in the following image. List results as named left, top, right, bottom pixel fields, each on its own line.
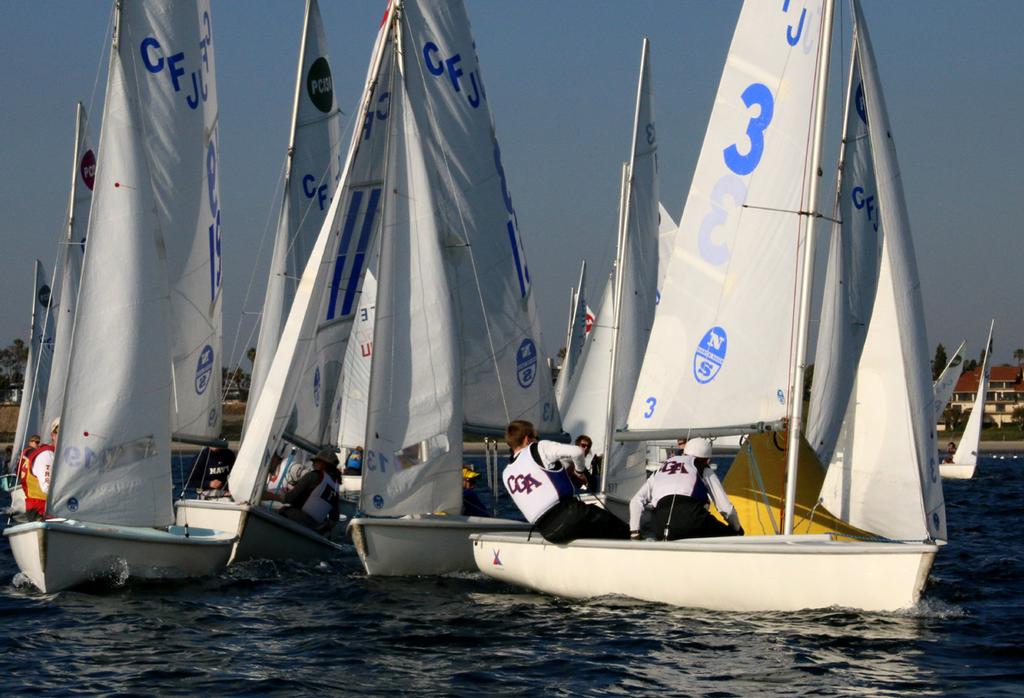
left=816, top=1, right=945, bottom=542
left=49, top=1, right=222, bottom=527
left=248, top=0, right=343, bottom=443
left=558, top=39, right=664, bottom=486
left=400, top=0, right=560, bottom=437
left=42, top=103, right=94, bottom=435
left=626, top=3, right=826, bottom=436
left=953, top=320, right=994, bottom=466
left=228, top=8, right=395, bottom=506
left=932, top=339, right=966, bottom=424
left=12, top=261, right=55, bottom=457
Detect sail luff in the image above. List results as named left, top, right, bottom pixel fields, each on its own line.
left=954, top=320, right=994, bottom=465
left=783, top=0, right=836, bottom=536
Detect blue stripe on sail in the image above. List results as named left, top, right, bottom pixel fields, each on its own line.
left=326, top=190, right=364, bottom=320
left=508, top=220, right=526, bottom=298
left=340, top=187, right=381, bottom=317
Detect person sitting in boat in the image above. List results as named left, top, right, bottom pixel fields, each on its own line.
left=942, top=441, right=957, bottom=464
left=628, top=438, right=743, bottom=541
left=266, top=446, right=311, bottom=495
left=461, top=466, right=489, bottom=517
left=18, top=434, right=42, bottom=464
left=503, top=420, right=629, bottom=544
left=344, top=446, right=363, bottom=476
left=564, top=434, right=599, bottom=491
left=263, top=447, right=340, bottom=533
left=19, top=420, right=59, bottom=520
left=186, top=445, right=236, bottom=498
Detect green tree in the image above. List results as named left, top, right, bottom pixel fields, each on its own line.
left=932, top=343, right=948, bottom=381
left=246, top=346, right=257, bottom=367
left=1013, top=405, right=1024, bottom=430
left=1014, top=347, right=1024, bottom=367
left=0, top=338, right=28, bottom=391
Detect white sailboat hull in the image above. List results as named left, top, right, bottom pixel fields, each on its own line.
left=4, top=519, right=235, bottom=593
left=348, top=515, right=530, bottom=576
left=472, top=533, right=938, bottom=612
left=939, top=463, right=976, bottom=479
left=174, top=499, right=344, bottom=563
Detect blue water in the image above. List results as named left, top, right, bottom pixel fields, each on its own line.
left=1, top=454, right=1022, bottom=696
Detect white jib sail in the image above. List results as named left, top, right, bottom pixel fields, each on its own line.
left=42, top=103, right=93, bottom=434
left=228, top=10, right=395, bottom=505
left=553, top=261, right=587, bottom=410
left=626, top=2, right=826, bottom=435
left=400, top=0, right=560, bottom=436
left=820, top=2, right=945, bottom=542
left=932, top=339, right=966, bottom=424
left=361, top=60, right=462, bottom=517
left=954, top=320, right=994, bottom=466
left=48, top=0, right=183, bottom=527
left=13, top=260, right=54, bottom=457
left=248, top=0, right=343, bottom=440
left=334, top=269, right=376, bottom=449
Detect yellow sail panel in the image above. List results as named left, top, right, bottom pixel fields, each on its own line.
left=720, top=433, right=875, bottom=539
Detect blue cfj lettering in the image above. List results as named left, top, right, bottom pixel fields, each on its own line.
left=646, top=122, right=656, bottom=146
left=782, top=0, right=807, bottom=46
left=723, top=83, right=774, bottom=176
left=141, top=37, right=163, bottom=73
left=362, top=91, right=390, bottom=141
left=201, top=11, right=212, bottom=72
left=851, top=185, right=878, bottom=231
left=697, top=174, right=747, bottom=266
left=302, top=174, right=329, bottom=210
left=186, top=67, right=208, bottom=110
left=166, top=52, right=187, bottom=93
left=423, top=41, right=482, bottom=108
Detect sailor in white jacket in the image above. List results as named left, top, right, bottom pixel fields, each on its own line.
left=628, top=438, right=743, bottom=541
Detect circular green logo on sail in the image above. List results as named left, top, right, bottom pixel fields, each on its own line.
left=307, top=57, right=334, bottom=113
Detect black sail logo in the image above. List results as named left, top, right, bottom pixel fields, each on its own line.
left=307, top=57, right=334, bottom=113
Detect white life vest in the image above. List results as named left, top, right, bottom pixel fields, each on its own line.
left=301, top=471, right=339, bottom=523
left=503, top=443, right=576, bottom=524
left=648, top=455, right=708, bottom=505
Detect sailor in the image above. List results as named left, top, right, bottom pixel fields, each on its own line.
left=564, top=434, right=599, bottom=491
left=264, top=447, right=340, bottom=532
left=503, top=420, right=628, bottom=544
left=19, top=420, right=59, bottom=520
left=628, top=438, right=743, bottom=541
left=187, top=445, right=236, bottom=497
left=461, top=467, right=489, bottom=517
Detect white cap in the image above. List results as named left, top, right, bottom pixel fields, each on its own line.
left=683, top=438, right=712, bottom=459
left=49, top=417, right=61, bottom=434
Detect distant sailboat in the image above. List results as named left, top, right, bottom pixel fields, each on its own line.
left=933, top=340, right=966, bottom=424
left=941, top=320, right=994, bottom=479
left=5, top=0, right=235, bottom=593
left=553, top=260, right=588, bottom=411
left=11, top=260, right=54, bottom=466
left=474, top=0, right=943, bottom=612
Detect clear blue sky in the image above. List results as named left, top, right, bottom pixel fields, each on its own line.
left=1, top=1, right=1021, bottom=371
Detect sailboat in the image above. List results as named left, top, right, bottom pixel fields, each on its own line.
left=4, top=0, right=235, bottom=593
left=933, top=340, right=966, bottom=425
left=552, top=261, right=588, bottom=411
left=556, top=38, right=662, bottom=521
left=11, top=260, right=54, bottom=468
left=346, top=0, right=564, bottom=577
left=175, top=0, right=348, bottom=562
left=941, top=320, right=994, bottom=479
left=473, top=0, right=944, bottom=612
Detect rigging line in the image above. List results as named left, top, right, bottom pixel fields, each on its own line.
left=740, top=203, right=839, bottom=225
left=402, top=17, right=512, bottom=424
left=84, top=2, right=115, bottom=157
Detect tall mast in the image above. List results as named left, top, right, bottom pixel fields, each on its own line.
left=783, top=0, right=836, bottom=535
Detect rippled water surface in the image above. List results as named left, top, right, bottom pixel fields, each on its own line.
left=1, top=454, right=1022, bottom=696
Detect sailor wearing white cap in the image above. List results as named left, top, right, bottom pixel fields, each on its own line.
left=628, top=438, right=743, bottom=541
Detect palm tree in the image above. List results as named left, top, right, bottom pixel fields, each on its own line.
left=1014, top=347, right=1024, bottom=368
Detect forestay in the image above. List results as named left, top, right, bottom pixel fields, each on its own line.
left=954, top=320, right=993, bottom=466
left=228, top=10, right=394, bottom=506
left=42, top=103, right=93, bottom=434
left=626, top=2, right=825, bottom=435
left=819, top=2, right=945, bottom=542
left=360, top=63, right=462, bottom=517
left=49, top=0, right=217, bottom=526
left=248, top=0, right=343, bottom=442
left=12, top=261, right=54, bottom=457
left=400, top=0, right=560, bottom=436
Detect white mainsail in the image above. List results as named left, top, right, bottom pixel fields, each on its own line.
left=48, top=0, right=221, bottom=526
left=953, top=320, right=994, bottom=466
left=626, top=2, right=825, bottom=436
left=400, top=0, right=560, bottom=436
left=818, top=2, right=945, bottom=541
left=228, top=9, right=395, bottom=506
left=12, top=260, right=54, bottom=456
left=932, top=339, right=966, bottom=423
left=361, top=66, right=462, bottom=517
left=248, top=0, right=343, bottom=441
left=42, top=103, right=94, bottom=434
left=334, top=270, right=376, bottom=449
